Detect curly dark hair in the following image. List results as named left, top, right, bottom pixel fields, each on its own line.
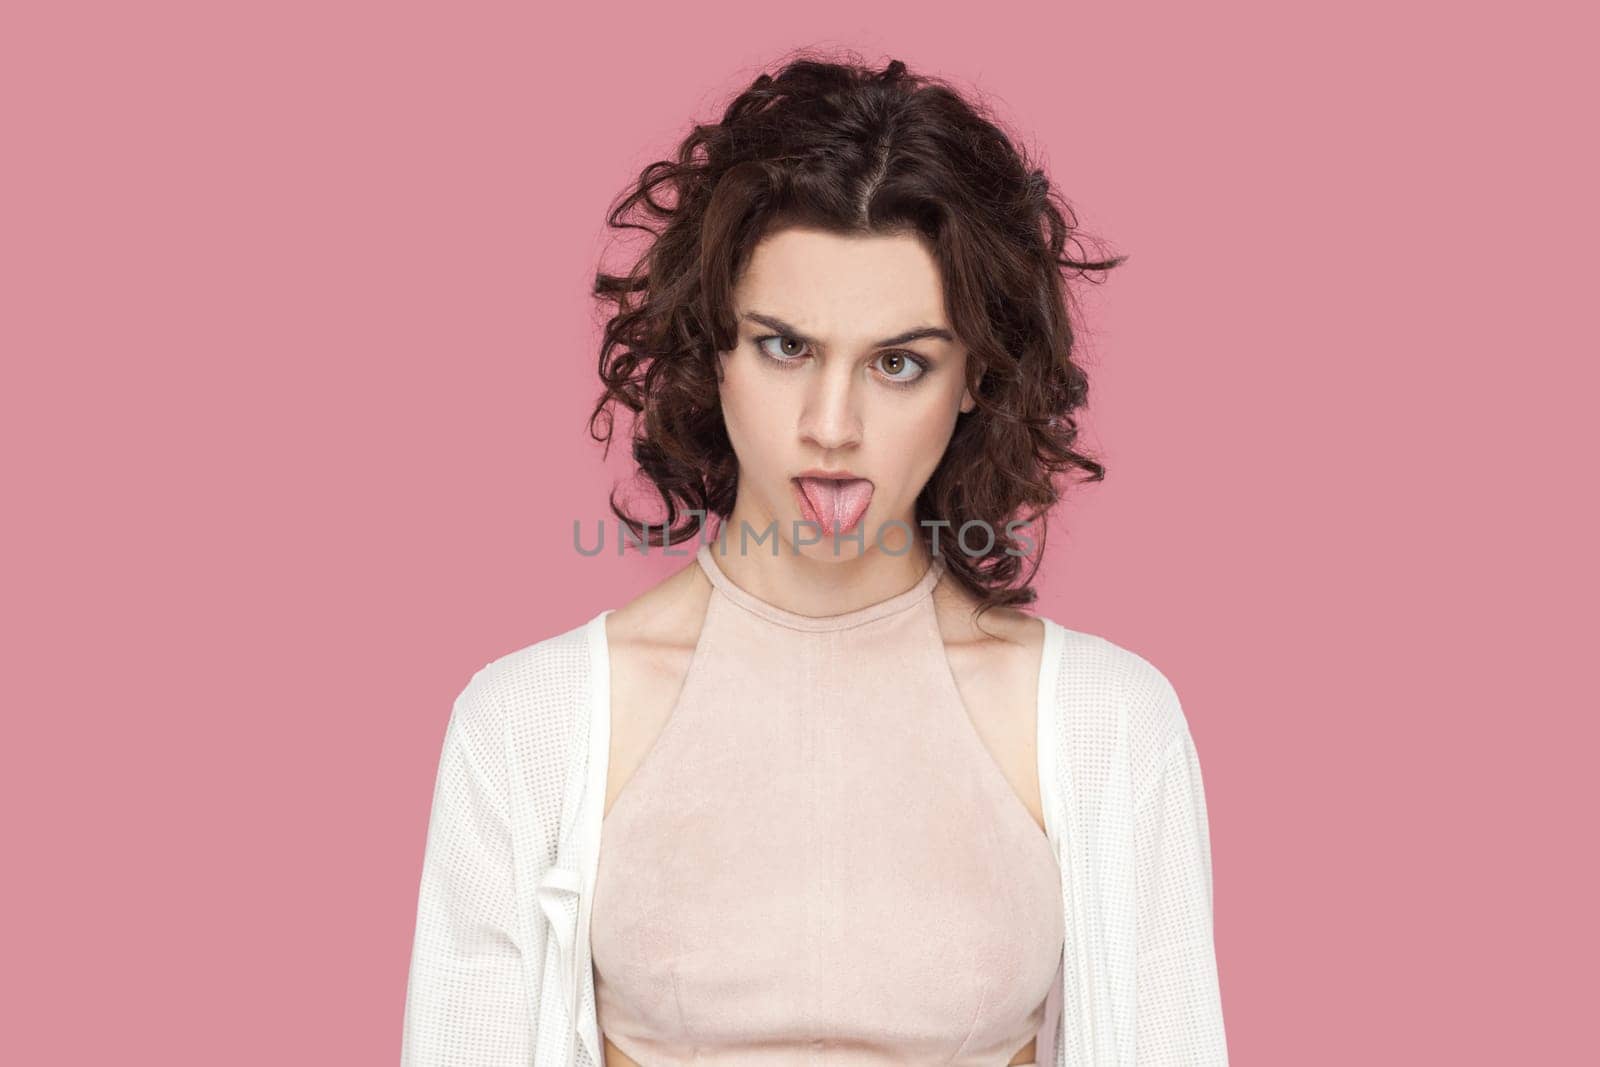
left=588, top=48, right=1126, bottom=618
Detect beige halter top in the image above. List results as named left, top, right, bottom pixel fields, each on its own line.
left=591, top=541, right=1064, bottom=1066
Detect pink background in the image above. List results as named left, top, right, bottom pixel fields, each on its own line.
left=5, top=1, right=1593, bottom=1062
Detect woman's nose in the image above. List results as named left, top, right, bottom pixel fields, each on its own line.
left=797, top=365, right=863, bottom=451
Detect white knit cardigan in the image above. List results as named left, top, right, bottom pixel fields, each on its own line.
left=401, top=612, right=1228, bottom=1066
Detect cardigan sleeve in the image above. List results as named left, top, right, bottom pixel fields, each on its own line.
left=1130, top=670, right=1230, bottom=1064
left=401, top=670, right=534, bottom=1066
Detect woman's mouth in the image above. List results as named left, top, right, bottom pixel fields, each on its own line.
left=792, top=476, right=874, bottom=535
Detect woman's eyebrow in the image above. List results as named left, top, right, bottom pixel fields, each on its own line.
left=741, top=310, right=954, bottom=348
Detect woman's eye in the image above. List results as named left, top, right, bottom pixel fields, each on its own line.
left=876, top=351, right=927, bottom=384
left=755, top=335, right=926, bottom=386
left=756, top=335, right=809, bottom=362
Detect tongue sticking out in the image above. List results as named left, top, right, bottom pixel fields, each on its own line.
left=797, top=477, right=874, bottom=535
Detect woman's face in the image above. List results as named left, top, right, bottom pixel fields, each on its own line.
left=716, top=225, right=975, bottom=563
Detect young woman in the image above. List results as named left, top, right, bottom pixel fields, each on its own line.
left=403, top=53, right=1227, bottom=1067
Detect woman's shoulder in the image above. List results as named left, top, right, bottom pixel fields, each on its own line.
left=439, top=616, right=598, bottom=762
left=458, top=555, right=707, bottom=732
left=1035, top=616, right=1196, bottom=768
left=603, top=551, right=710, bottom=655
left=475, top=614, right=602, bottom=694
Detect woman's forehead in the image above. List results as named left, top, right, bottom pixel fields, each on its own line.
left=734, top=228, right=951, bottom=340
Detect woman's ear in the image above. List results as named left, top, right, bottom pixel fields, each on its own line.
left=958, top=386, right=976, bottom=414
